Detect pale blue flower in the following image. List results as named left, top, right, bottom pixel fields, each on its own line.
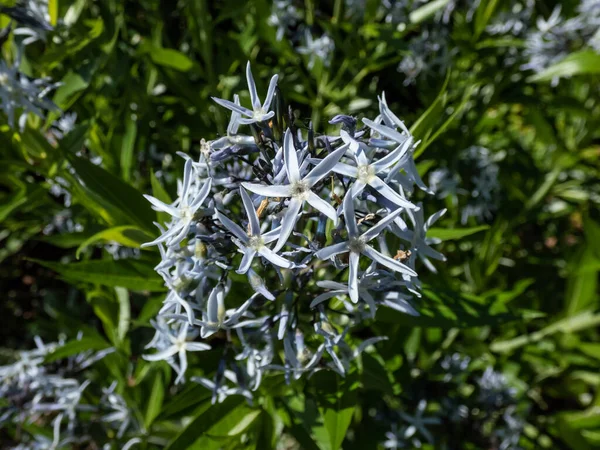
left=142, top=159, right=212, bottom=247
left=143, top=322, right=211, bottom=384
left=315, top=192, right=416, bottom=302
left=215, top=187, right=296, bottom=273
left=243, top=129, right=348, bottom=251
left=212, top=62, right=278, bottom=125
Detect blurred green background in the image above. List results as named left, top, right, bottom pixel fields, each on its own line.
left=1, top=0, right=600, bottom=448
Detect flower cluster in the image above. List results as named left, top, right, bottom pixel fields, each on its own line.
left=267, top=1, right=335, bottom=69
left=142, top=62, right=445, bottom=400
left=523, top=1, right=600, bottom=85
left=381, top=354, right=528, bottom=449
left=429, top=145, right=501, bottom=224
left=0, top=335, right=137, bottom=449
left=0, top=1, right=61, bottom=131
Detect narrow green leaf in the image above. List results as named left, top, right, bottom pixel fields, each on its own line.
left=158, top=384, right=212, bottom=420
left=145, top=371, right=165, bottom=429
left=254, top=411, right=276, bottom=450
left=427, top=225, right=490, bottom=241
left=377, top=286, right=518, bottom=328
left=44, top=336, right=111, bottom=363
left=48, top=0, right=58, bottom=26
left=473, top=0, right=501, bottom=39
left=528, top=50, right=600, bottom=82
left=491, top=310, right=600, bottom=353
left=75, top=226, right=152, bottom=259
left=66, top=153, right=155, bottom=231
left=410, top=72, right=449, bottom=142
left=313, top=371, right=359, bottom=450
left=121, top=116, right=138, bottom=182
left=115, top=287, right=130, bottom=342
left=165, top=396, right=246, bottom=450
left=146, top=45, right=194, bottom=72
left=31, top=258, right=165, bottom=291
left=409, top=0, right=450, bottom=24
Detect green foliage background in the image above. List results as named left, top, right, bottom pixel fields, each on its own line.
left=1, top=0, right=600, bottom=448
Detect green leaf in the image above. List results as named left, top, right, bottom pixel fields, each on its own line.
left=165, top=396, right=250, bottom=450
left=44, top=336, right=111, bottom=363
left=254, top=411, right=276, bottom=450
left=312, top=371, right=359, bottom=450
left=360, top=353, right=394, bottom=394
left=121, top=116, right=138, bottom=182
left=66, top=153, right=155, bottom=231
left=75, top=226, right=152, bottom=259
left=528, top=50, right=600, bottom=82
left=409, top=0, right=450, bottom=24
left=31, top=258, right=165, bottom=291
left=145, top=371, right=165, bottom=428
left=158, top=384, right=212, bottom=420
left=48, top=71, right=90, bottom=125
left=145, top=45, right=195, bottom=72
left=377, top=286, right=518, bottom=328
left=491, top=310, right=600, bottom=353
left=39, top=231, right=97, bottom=249
left=115, top=287, right=130, bottom=342
left=565, top=247, right=599, bottom=316
left=0, top=174, right=27, bottom=222
left=410, top=72, right=449, bottom=143
left=48, top=0, right=58, bottom=26
left=427, top=225, right=489, bottom=241
left=473, top=0, right=501, bottom=39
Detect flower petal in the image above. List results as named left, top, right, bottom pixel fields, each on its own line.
left=371, top=137, right=413, bottom=174
left=242, top=182, right=291, bottom=198
left=304, top=144, right=349, bottom=187
left=236, top=248, right=257, bottom=274
left=143, top=345, right=178, bottom=361
left=362, top=245, right=417, bottom=276
left=315, top=242, right=349, bottom=260
left=306, top=191, right=337, bottom=222
left=212, top=97, right=253, bottom=117
left=215, top=210, right=248, bottom=242
left=361, top=207, right=403, bottom=242
left=283, top=129, right=300, bottom=183
left=348, top=252, right=360, bottom=303
left=246, top=62, right=261, bottom=110
left=342, top=191, right=359, bottom=237
left=368, top=176, right=417, bottom=210
left=240, top=187, right=261, bottom=236
left=363, top=117, right=407, bottom=145
left=273, top=197, right=302, bottom=252
left=258, top=247, right=295, bottom=269
left=330, top=161, right=359, bottom=178
left=264, top=74, right=279, bottom=110
left=144, top=194, right=179, bottom=217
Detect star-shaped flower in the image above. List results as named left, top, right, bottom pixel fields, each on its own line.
left=391, top=204, right=446, bottom=273
left=143, top=322, right=211, bottom=384
left=315, top=192, right=417, bottom=302
left=243, top=128, right=348, bottom=251
left=143, top=159, right=212, bottom=247
left=212, top=62, right=278, bottom=125
left=215, top=187, right=296, bottom=273
left=324, top=130, right=418, bottom=211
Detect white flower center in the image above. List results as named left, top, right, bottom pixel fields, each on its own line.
left=248, top=235, right=265, bottom=251
left=290, top=180, right=309, bottom=200
left=0, top=73, right=8, bottom=86
left=180, top=206, right=194, bottom=222
left=348, top=236, right=366, bottom=254
left=253, top=108, right=267, bottom=120
left=357, top=164, right=375, bottom=183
